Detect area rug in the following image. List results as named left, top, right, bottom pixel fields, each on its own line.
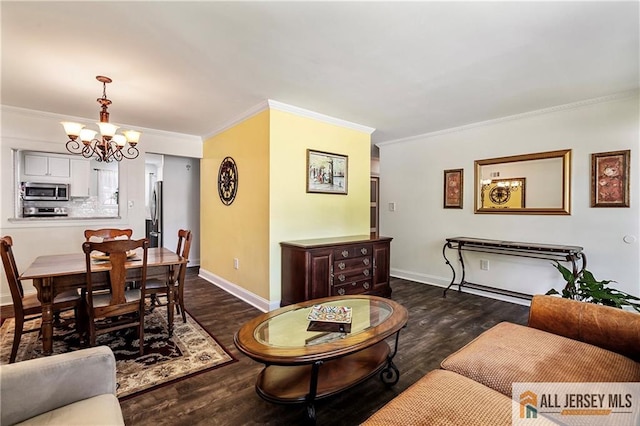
left=0, top=308, right=237, bottom=399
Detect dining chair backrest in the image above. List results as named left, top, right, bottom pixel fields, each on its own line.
left=82, top=238, right=148, bottom=306
left=84, top=228, right=133, bottom=242
left=176, top=229, right=193, bottom=261
left=0, top=236, right=25, bottom=311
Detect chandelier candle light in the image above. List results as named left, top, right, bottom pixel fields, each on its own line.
left=61, top=76, right=141, bottom=162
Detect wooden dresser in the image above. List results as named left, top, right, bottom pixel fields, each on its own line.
left=280, top=235, right=392, bottom=306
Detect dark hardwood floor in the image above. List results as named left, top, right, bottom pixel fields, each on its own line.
left=120, top=270, right=529, bottom=425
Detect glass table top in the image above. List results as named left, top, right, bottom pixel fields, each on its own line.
left=254, top=298, right=394, bottom=348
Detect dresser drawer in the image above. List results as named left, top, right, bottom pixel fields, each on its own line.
left=332, top=279, right=372, bottom=296
left=334, top=256, right=372, bottom=272
left=333, top=245, right=372, bottom=259
left=333, top=266, right=371, bottom=284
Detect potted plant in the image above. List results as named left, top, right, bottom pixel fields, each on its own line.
left=547, top=261, right=640, bottom=312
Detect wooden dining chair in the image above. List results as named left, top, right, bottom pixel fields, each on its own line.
left=147, top=229, right=192, bottom=324
left=85, top=228, right=136, bottom=288
left=82, top=238, right=148, bottom=356
left=84, top=228, right=133, bottom=242
left=1, top=236, right=84, bottom=363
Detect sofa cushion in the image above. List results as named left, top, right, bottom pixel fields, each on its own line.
left=441, top=322, right=640, bottom=397
left=362, top=370, right=513, bottom=426
left=16, top=394, right=124, bottom=426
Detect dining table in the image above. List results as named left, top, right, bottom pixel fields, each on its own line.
left=20, top=247, right=187, bottom=355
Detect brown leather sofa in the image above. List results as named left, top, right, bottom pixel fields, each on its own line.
left=363, top=295, right=640, bottom=425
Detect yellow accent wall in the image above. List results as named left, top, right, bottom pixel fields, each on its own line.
left=269, top=109, right=371, bottom=301
left=201, top=110, right=270, bottom=299
left=201, top=106, right=371, bottom=304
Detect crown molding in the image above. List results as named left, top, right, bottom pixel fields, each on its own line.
left=203, top=99, right=375, bottom=139
left=267, top=100, right=375, bottom=134
left=1, top=104, right=202, bottom=141
left=376, top=90, right=639, bottom=148
left=201, top=100, right=270, bottom=140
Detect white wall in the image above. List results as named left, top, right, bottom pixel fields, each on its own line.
left=0, top=106, right=202, bottom=304
left=378, top=94, right=640, bottom=303
left=162, top=155, right=201, bottom=265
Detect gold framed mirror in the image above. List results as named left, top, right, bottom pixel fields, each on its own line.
left=474, top=149, right=571, bottom=215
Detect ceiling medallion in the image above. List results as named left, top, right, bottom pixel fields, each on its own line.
left=218, top=157, right=238, bottom=205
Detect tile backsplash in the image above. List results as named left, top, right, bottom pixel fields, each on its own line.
left=22, top=197, right=119, bottom=218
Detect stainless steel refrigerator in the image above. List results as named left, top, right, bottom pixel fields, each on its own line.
left=147, top=181, right=163, bottom=248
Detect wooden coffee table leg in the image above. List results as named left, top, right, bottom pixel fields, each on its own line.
left=305, top=360, right=323, bottom=425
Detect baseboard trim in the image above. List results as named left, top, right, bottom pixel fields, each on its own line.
left=199, top=269, right=278, bottom=312
left=390, top=268, right=530, bottom=307
left=390, top=268, right=450, bottom=287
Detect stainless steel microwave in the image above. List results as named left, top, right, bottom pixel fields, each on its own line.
left=22, top=182, right=69, bottom=201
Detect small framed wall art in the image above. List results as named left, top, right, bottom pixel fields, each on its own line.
left=591, top=149, right=630, bottom=208
left=443, top=169, right=463, bottom=209
left=307, top=149, right=348, bottom=194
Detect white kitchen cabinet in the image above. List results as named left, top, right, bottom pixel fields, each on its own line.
left=70, top=159, right=91, bottom=197
left=23, top=154, right=70, bottom=179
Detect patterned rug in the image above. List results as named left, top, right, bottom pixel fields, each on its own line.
left=0, top=307, right=236, bottom=399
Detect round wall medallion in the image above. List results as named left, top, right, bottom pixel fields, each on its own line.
left=218, top=156, right=238, bottom=205
left=489, top=186, right=511, bottom=205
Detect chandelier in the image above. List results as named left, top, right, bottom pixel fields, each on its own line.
left=61, top=76, right=141, bottom=163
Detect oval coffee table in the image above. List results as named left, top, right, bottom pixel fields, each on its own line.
left=234, top=295, right=408, bottom=423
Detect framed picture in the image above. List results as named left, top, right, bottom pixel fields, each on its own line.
left=591, top=150, right=630, bottom=207
left=443, top=169, right=463, bottom=208
left=481, top=178, right=526, bottom=209
left=307, top=149, right=348, bottom=194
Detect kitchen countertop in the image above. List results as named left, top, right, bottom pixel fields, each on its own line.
left=9, top=216, right=121, bottom=222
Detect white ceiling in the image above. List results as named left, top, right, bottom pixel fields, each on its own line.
left=2, top=1, right=638, bottom=144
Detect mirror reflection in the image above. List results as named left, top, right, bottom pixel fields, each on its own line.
left=474, top=149, right=571, bottom=215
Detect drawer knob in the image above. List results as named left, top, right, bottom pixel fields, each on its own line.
left=360, top=248, right=368, bottom=255
left=338, top=274, right=346, bottom=282
left=363, top=282, right=370, bottom=289
left=363, top=269, right=370, bottom=276
left=341, top=250, right=349, bottom=258
left=362, top=258, right=370, bottom=266
left=338, top=262, right=346, bottom=270
left=352, top=282, right=357, bottom=286
left=337, top=288, right=346, bottom=295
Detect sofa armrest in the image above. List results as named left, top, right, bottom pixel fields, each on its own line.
left=528, top=295, right=640, bottom=361
left=0, top=346, right=117, bottom=425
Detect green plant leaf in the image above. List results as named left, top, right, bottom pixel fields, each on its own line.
left=552, top=261, right=575, bottom=284
left=548, top=262, right=639, bottom=312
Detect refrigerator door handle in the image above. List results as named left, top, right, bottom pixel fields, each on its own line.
left=150, top=190, right=158, bottom=225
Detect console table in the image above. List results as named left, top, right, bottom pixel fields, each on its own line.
left=442, top=237, right=586, bottom=300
